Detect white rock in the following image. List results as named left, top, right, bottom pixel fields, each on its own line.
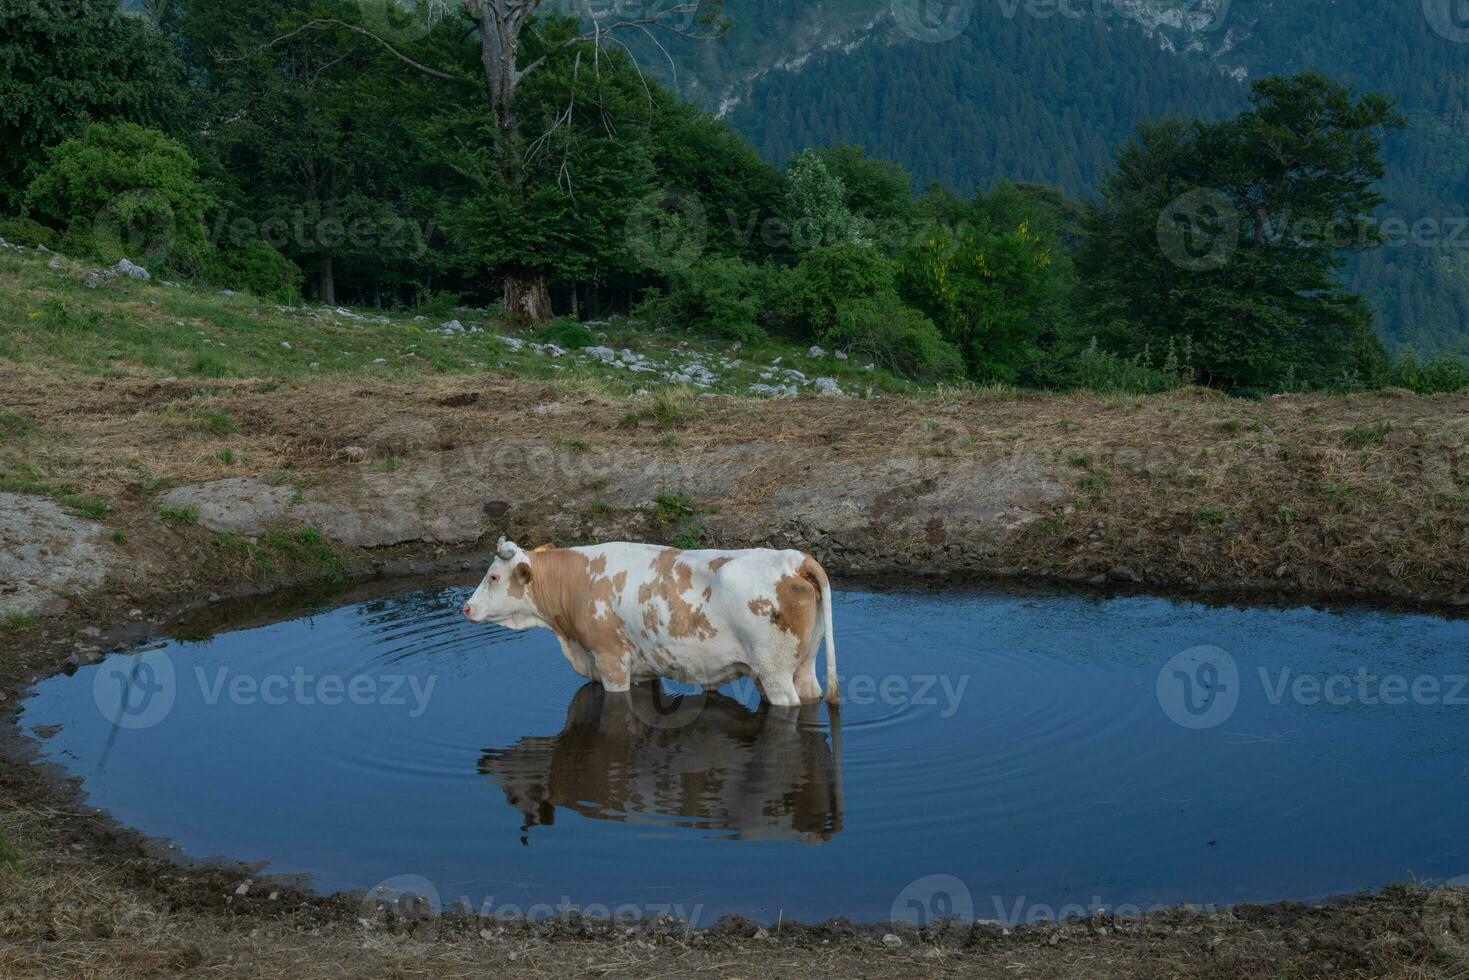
left=280, top=341, right=292, bottom=350
left=115, top=258, right=150, bottom=280
left=814, top=377, right=844, bottom=396
left=835, top=351, right=849, bottom=361
left=882, top=933, right=902, bottom=947
left=584, top=346, right=617, bottom=363
left=807, top=346, right=827, bottom=358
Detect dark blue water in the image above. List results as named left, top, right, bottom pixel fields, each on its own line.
left=19, top=586, right=1469, bottom=925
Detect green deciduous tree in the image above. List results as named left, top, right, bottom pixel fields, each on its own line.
left=898, top=221, right=1057, bottom=383
left=1079, top=73, right=1403, bottom=391
left=0, top=0, right=186, bottom=214
left=26, top=122, right=214, bottom=274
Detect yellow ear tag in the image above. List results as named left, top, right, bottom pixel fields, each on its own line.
left=532, top=544, right=555, bottom=553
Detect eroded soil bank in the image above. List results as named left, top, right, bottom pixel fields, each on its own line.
left=3, top=369, right=1469, bottom=976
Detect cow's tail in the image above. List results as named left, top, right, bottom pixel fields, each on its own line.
left=804, top=557, right=839, bottom=705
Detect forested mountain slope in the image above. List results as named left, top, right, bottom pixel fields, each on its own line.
left=654, top=0, right=1469, bottom=354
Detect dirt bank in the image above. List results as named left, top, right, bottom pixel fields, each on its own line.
left=3, top=366, right=1469, bottom=976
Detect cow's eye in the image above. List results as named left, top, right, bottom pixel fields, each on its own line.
left=489, top=573, right=500, bottom=584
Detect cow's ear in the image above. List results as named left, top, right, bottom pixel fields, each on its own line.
left=514, top=561, right=534, bottom=585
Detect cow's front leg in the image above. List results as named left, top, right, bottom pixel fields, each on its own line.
left=759, top=672, right=802, bottom=708
left=556, top=637, right=594, bottom=679
left=591, top=649, right=632, bottom=693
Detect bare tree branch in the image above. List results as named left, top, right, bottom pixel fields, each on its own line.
left=231, top=18, right=460, bottom=80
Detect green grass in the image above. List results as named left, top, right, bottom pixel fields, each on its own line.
left=0, top=410, right=36, bottom=443
left=3, top=613, right=38, bottom=633
left=0, top=831, right=23, bottom=874
left=0, top=247, right=923, bottom=397
left=1193, top=505, right=1228, bottom=528
left=60, top=493, right=110, bottom=521
left=1342, top=418, right=1393, bottom=449
left=213, top=528, right=352, bottom=582
left=650, top=491, right=709, bottom=549
left=157, top=505, right=198, bottom=527
left=180, top=408, right=236, bottom=437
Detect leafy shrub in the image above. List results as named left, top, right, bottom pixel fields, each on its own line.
left=827, top=292, right=964, bottom=382
left=1067, top=337, right=1195, bottom=394
left=25, top=123, right=215, bottom=275
left=897, top=222, right=1057, bottom=383
left=642, top=256, right=773, bottom=342
left=537, top=318, right=597, bottom=349
left=1385, top=352, right=1469, bottom=394
left=0, top=217, right=59, bottom=250
left=413, top=290, right=463, bottom=320
left=774, top=244, right=895, bottom=339
left=201, top=239, right=303, bottom=300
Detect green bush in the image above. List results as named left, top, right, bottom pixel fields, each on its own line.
left=897, top=222, right=1057, bottom=383
left=1065, top=337, right=1195, bottom=394
left=25, top=123, right=215, bottom=275
left=1385, top=352, right=1469, bottom=394
left=201, top=239, right=303, bottom=301
left=827, top=291, right=965, bottom=382
left=643, top=256, right=773, bottom=343
left=774, top=244, right=895, bottom=339
left=536, top=318, right=597, bottom=349
left=0, top=217, right=59, bottom=251
left=412, top=290, right=463, bottom=320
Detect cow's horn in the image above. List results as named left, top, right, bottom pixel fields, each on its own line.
left=497, top=537, right=517, bottom=560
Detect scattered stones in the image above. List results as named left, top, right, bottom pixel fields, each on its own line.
left=813, top=377, right=844, bottom=396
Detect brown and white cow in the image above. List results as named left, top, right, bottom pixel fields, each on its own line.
left=462, top=538, right=838, bottom=706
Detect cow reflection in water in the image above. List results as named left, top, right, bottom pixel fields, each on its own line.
left=477, top=683, right=843, bottom=844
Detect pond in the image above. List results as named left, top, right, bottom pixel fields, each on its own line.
left=19, top=585, right=1469, bottom=926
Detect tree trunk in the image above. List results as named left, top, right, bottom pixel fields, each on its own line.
left=504, top=271, right=552, bottom=325
left=318, top=253, right=336, bottom=306
left=570, top=283, right=580, bottom=320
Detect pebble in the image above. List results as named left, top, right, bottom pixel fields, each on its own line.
left=882, top=933, right=903, bottom=947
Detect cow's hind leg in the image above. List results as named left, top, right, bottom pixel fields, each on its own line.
left=794, top=656, right=822, bottom=703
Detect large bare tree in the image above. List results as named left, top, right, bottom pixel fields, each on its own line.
left=266, top=0, right=723, bottom=322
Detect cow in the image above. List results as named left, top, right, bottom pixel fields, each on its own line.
left=462, top=538, right=839, bottom=706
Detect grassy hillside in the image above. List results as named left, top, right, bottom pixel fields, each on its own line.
left=0, top=243, right=920, bottom=398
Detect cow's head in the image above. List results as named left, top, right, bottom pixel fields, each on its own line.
left=462, top=538, right=539, bottom=627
